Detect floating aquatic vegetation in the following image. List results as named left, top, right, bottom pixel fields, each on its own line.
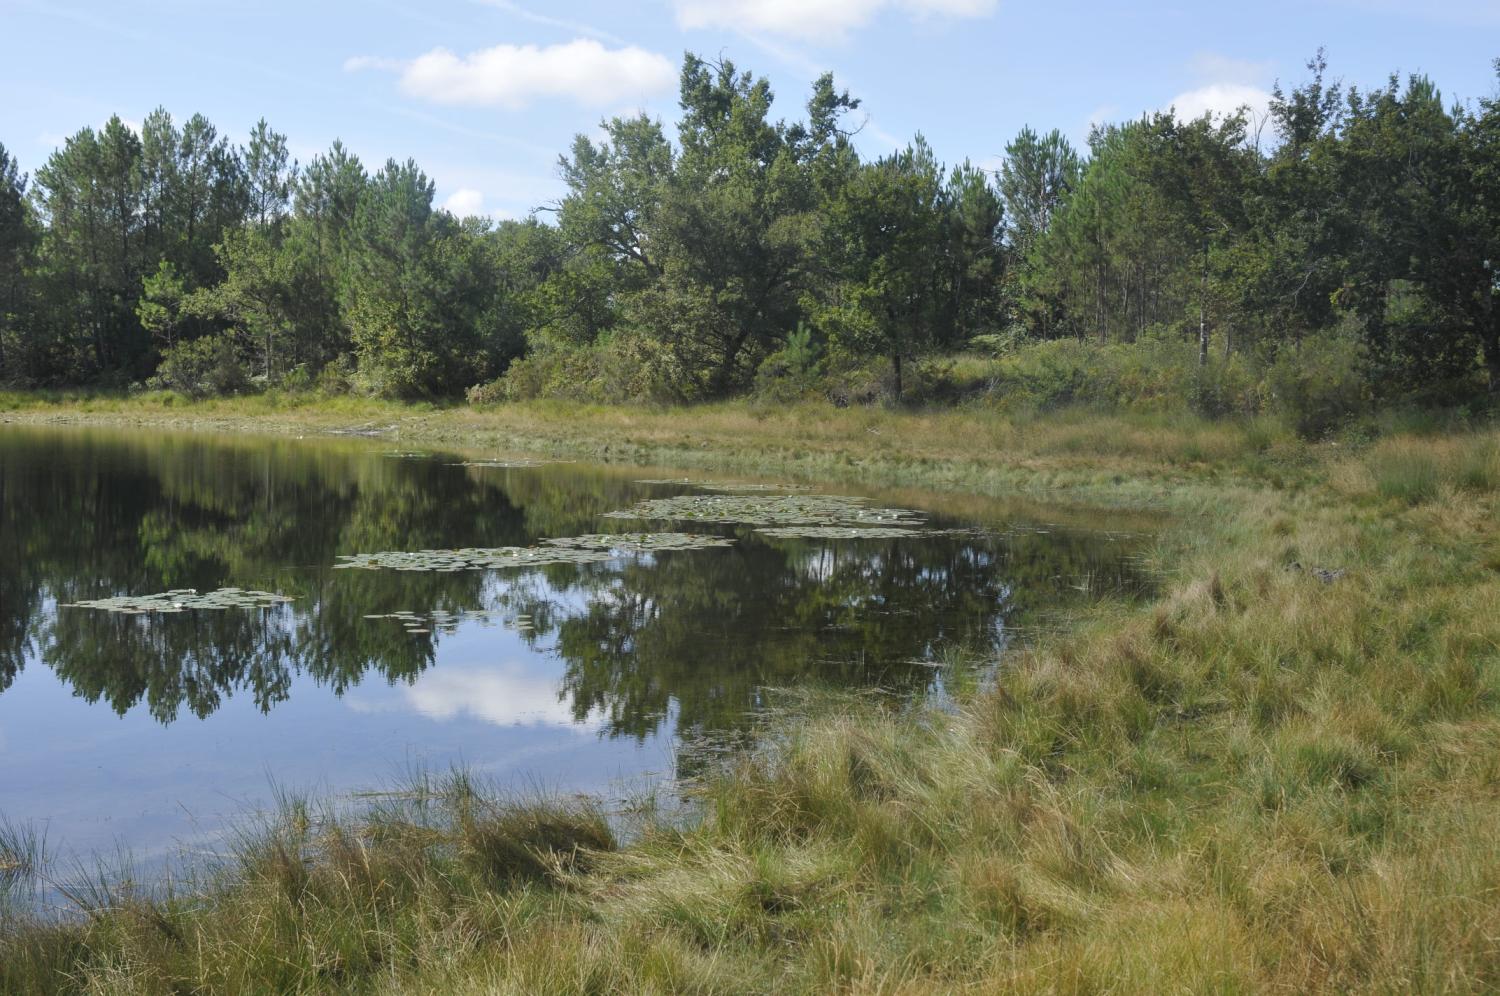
left=363, top=608, right=534, bottom=636
left=333, top=546, right=615, bottom=572
left=755, top=525, right=932, bottom=540
left=63, top=587, right=294, bottom=614
left=336, top=530, right=737, bottom=572
left=542, top=532, right=736, bottom=553
left=382, top=451, right=440, bottom=460
left=604, top=494, right=926, bottom=528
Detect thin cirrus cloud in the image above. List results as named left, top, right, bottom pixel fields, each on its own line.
left=345, top=39, right=676, bottom=110
left=671, top=0, right=996, bottom=41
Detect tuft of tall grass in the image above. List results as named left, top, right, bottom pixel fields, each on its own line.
left=1362, top=431, right=1500, bottom=504
left=0, top=820, right=47, bottom=912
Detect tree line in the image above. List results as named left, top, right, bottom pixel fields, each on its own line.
left=0, top=51, right=1497, bottom=407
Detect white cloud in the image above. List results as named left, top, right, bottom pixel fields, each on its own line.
left=349, top=663, right=597, bottom=730
left=348, top=39, right=676, bottom=110
left=1166, top=82, right=1272, bottom=124
left=672, top=0, right=995, bottom=40
left=443, top=188, right=486, bottom=217
left=1162, top=52, right=1274, bottom=127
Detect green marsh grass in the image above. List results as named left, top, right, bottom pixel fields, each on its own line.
left=3, top=400, right=1500, bottom=991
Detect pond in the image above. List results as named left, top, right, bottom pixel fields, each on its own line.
left=0, top=424, right=1158, bottom=878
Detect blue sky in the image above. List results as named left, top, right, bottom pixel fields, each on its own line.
left=2, top=0, right=1497, bottom=220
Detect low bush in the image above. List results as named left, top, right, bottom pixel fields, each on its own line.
left=472, top=333, right=686, bottom=406
left=753, top=325, right=824, bottom=403
left=1263, top=330, right=1372, bottom=438
left=145, top=334, right=250, bottom=399
left=973, top=336, right=1259, bottom=417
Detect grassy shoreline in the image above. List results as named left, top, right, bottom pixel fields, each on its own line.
left=0, top=391, right=1301, bottom=509
left=4, top=395, right=1500, bottom=993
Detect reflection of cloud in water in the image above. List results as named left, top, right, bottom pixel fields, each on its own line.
left=348, top=663, right=597, bottom=731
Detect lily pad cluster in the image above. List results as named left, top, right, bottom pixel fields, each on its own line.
left=542, top=532, right=736, bottom=553
left=604, top=494, right=927, bottom=529
left=63, top=588, right=294, bottom=614
left=333, top=546, right=616, bottom=572
left=335, top=531, right=738, bottom=573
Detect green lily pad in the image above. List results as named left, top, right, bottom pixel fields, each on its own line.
left=603, top=494, right=926, bottom=528
left=333, top=546, right=616, bottom=572
left=364, top=606, right=532, bottom=636
left=542, top=532, right=735, bottom=553
left=336, top=530, right=738, bottom=572
left=63, top=588, right=295, bottom=614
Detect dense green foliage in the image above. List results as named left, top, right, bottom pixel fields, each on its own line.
left=2, top=52, right=1498, bottom=418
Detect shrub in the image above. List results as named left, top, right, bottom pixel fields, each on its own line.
left=147, top=333, right=249, bottom=399
left=980, top=336, right=1253, bottom=415
left=753, top=325, right=824, bottom=403
left=315, top=354, right=356, bottom=396
left=474, top=334, right=686, bottom=406
left=1264, top=331, right=1371, bottom=439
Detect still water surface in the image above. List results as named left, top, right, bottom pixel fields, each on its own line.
left=0, top=425, right=1157, bottom=869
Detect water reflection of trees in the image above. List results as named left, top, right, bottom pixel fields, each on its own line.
left=0, top=427, right=1152, bottom=738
